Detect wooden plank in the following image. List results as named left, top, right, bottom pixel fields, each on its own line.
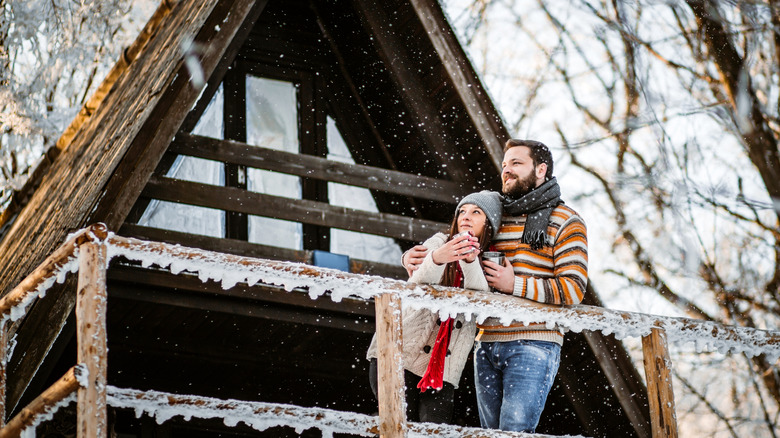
left=0, top=0, right=179, bottom=232
left=408, top=0, right=508, bottom=170
left=0, top=0, right=268, bottom=416
left=0, top=224, right=105, bottom=324
left=141, top=176, right=447, bottom=242
left=349, top=0, right=474, bottom=185
left=374, top=293, right=406, bottom=438
left=299, top=71, right=330, bottom=251
left=88, top=0, right=270, bottom=229
left=0, top=320, right=7, bottom=427
left=119, top=224, right=407, bottom=279
left=106, top=233, right=780, bottom=354
left=0, top=366, right=83, bottom=438
left=642, top=328, right=678, bottom=438
left=223, top=64, right=249, bottom=240
left=76, top=242, right=108, bottom=438
left=108, top=282, right=375, bottom=333
left=170, top=133, right=468, bottom=204
left=180, top=0, right=269, bottom=133
left=107, top=264, right=375, bottom=318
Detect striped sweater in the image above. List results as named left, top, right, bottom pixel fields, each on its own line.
left=476, top=204, right=588, bottom=345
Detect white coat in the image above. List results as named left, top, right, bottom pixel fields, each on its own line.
left=366, top=232, right=488, bottom=387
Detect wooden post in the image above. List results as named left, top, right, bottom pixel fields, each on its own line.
left=76, top=242, right=108, bottom=438
left=375, top=293, right=406, bottom=438
left=642, top=327, right=678, bottom=438
left=0, top=319, right=8, bottom=427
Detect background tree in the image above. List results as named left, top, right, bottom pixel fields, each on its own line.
left=0, top=0, right=152, bottom=210
left=444, top=0, right=779, bottom=435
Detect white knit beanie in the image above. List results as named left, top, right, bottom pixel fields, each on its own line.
left=456, top=190, right=503, bottom=239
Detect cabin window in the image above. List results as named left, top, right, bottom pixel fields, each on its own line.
left=245, top=76, right=303, bottom=249
left=134, top=71, right=402, bottom=267
left=137, top=85, right=226, bottom=237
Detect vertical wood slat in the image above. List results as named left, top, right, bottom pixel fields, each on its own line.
left=76, top=242, right=108, bottom=438
left=642, top=328, right=678, bottom=438
left=0, top=320, right=7, bottom=427
left=375, top=293, right=406, bottom=438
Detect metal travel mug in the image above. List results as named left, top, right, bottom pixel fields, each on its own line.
left=454, top=230, right=475, bottom=253
left=482, top=251, right=504, bottom=266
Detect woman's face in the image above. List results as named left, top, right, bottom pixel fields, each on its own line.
left=456, top=204, right=487, bottom=238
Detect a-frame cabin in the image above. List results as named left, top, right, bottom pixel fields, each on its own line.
left=0, top=0, right=652, bottom=436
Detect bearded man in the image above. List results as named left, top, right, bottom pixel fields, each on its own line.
left=403, top=139, right=588, bottom=433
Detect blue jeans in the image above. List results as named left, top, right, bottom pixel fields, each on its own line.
left=474, top=340, right=561, bottom=432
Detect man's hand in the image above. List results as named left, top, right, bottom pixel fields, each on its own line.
left=483, top=257, right=515, bottom=294
left=402, top=245, right=428, bottom=277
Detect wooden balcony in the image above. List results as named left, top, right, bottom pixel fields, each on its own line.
left=0, top=223, right=778, bottom=437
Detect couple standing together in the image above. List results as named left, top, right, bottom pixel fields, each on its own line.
left=366, top=139, right=588, bottom=433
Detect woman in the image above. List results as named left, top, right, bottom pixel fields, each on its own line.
left=366, top=190, right=502, bottom=424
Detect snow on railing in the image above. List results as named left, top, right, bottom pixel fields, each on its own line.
left=1, top=223, right=779, bottom=438
left=105, top=385, right=578, bottom=438
left=104, top=231, right=780, bottom=362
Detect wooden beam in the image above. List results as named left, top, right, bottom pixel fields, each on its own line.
left=407, top=0, right=508, bottom=170
left=374, top=293, right=406, bottom=438
left=223, top=64, right=249, bottom=241
left=169, top=133, right=468, bottom=204
left=108, top=282, right=374, bottom=333
left=348, top=0, right=474, bottom=184
left=118, top=224, right=407, bottom=279
left=0, top=0, right=226, bottom=414
left=106, top=233, right=780, bottom=356
left=88, top=0, right=270, bottom=229
left=0, top=224, right=106, bottom=323
left=0, top=2, right=267, bottom=415
left=107, top=264, right=375, bottom=318
left=642, top=328, right=678, bottom=438
left=141, top=176, right=446, bottom=242
left=0, top=0, right=179, bottom=232
left=0, top=366, right=84, bottom=438
left=300, top=69, right=330, bottom=251
left=0, top=320, right=7, bottom=426
left=76, top=241, right=108, bottom=437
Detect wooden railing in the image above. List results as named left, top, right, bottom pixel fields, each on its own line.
left=1, top=223, right=779, bottom=437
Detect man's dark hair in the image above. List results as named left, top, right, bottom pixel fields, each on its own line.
left=503, top=139, right=554, bottom=181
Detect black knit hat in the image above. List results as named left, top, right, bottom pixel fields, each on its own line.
left=456, top=190, right=503, bottom=239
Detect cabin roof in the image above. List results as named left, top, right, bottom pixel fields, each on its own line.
left=0, top=0, right=650, bottom=436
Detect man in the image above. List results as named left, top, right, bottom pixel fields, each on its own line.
left=403, top=139, right=588, bottom=432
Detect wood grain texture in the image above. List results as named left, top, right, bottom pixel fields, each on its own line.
left=76, top=242, right=108, bottom=438
left=642, top=328, right=678, bottom=438
left=375, top=293, right=406, bottom=438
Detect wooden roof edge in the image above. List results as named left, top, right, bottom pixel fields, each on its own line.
left=408, top=0, right=510, bottom=171
left=0, top=0, right=180, bottom=234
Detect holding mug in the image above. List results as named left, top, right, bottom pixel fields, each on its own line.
left=482, top=251, right=504, bottom=266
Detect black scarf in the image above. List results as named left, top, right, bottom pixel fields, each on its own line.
left=502, top=177, right=563, bottom=249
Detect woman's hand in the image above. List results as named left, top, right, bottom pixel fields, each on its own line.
left=431, top=233, right=480, bottom=265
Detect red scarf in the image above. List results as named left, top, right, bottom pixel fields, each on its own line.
left=417, top=264, right=463, bottom=392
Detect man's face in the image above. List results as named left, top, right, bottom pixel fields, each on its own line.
left=501, top=146, right=545, bottom=198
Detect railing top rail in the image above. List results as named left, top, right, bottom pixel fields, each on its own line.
left=3, top=225, right=779, bottom=361
left=0, top=224, right=108, bottom=324
left=107, top=386, right=571, bottom=438
left=104, top=232, right=780, bottom=361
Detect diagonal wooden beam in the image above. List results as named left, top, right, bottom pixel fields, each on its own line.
left=0, top=0, right=268, bottom=416
left=408, top=0, right=508, bottom=170
left=348, top=0, right=475, bottom=184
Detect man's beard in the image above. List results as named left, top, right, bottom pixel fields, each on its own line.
left=503, top=170, right=537, bottom=199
